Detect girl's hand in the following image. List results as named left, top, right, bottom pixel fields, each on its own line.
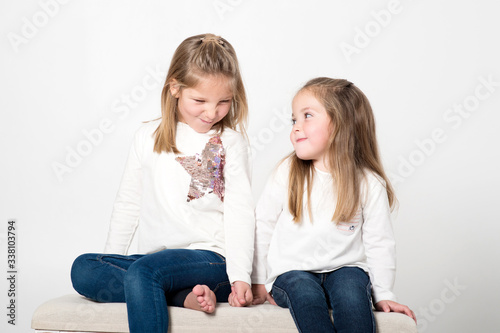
left=375, top=300, right=417, bottom=323
left=251, top=284, right=277, bottom=305
left=228, top=281, right=253, bottom=307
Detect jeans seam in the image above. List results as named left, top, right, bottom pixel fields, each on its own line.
left=273, top=285, right=304, bottom=333
left=212, top=280, right=230, bottom=294
left=97, top=255, right=133, bottom=272
left=366, top=280, right=376, bottom=333
left=211, top=252, right=226, bottom=263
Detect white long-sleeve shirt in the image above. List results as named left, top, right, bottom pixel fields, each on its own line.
left=104, top=120, right=255, bottom=285
left=252, top=158, right=397, bottom=303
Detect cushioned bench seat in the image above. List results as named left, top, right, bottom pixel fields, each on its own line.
left=32, top=294, right=417, bottom=333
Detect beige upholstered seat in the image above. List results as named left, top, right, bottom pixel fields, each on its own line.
left=32, top=294, right=418, bottom=333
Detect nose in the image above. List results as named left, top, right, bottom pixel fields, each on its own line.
left=205, top=105, right=217, bottom=120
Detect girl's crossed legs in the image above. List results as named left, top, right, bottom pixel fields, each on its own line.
left=271, top=267, right=375, bottom=333
left=71, top=249, right=231, bottom=333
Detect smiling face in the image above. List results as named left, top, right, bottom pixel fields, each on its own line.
left=290, top=90, right=333, bottom=171
left=170, top=75, right=233, bottom=133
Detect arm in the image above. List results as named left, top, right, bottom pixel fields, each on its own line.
left=251, top=161, right=286, bottom=286
left=228, top=159, right=287, bottom=306
left=222, top=134, right=255, bottom=289
left=361, top=173, right=397, bottom=303
left=103, top=127, right=145, bottom=254
left=362, top=173, right=415, bottom=321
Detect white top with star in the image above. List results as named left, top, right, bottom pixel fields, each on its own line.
left=104, top=120, right=255, bottom=285
left=252, top=158, right=397, bottom=303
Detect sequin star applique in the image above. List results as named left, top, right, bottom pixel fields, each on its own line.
left=175, top=136, right=225, bottom=202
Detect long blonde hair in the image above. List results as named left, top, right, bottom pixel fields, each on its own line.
left=154, top=33, right=248, bottom=153
left=288, top=77, right=396, bottom=223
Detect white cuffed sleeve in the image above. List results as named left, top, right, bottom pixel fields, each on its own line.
left=223, top=134, right=255, bottom=285
left=361, top=173, right=397, bottom=303
left=103, top=127, right=146, bottom=255
left=252, top=161, right=287, bottom=285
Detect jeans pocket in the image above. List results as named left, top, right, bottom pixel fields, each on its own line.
left=211, top=251, right=227, bottom=263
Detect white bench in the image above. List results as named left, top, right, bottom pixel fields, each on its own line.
left=32, top=294, right=418, bottom=333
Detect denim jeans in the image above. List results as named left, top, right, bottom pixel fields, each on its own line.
left=71, top=249, right=231, bottom=333
left=271, top=267, right=375, bottom=333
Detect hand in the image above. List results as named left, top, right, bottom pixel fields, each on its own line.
left=375, top=300, right=417, bottom=323
left=228, top=281, right=253, bottom=307
left=251, top=284, right=277, bottom=305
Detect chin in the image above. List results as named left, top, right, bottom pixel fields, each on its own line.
left=294, top=152, right=310, bottom=161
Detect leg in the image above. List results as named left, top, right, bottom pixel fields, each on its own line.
left=124, top=249, right=230, bottom=333
left=323, top=267, right=375, bottom=333
left=272, top=270, right=335, bottom=333
left=70, top=253, right=143, bottom=302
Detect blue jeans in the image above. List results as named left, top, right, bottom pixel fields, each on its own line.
left=71, top=249, right=231, bottom=333
left=271, top=267, right=375, bottom=333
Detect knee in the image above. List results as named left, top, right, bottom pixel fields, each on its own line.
left=70, top=253, right=98, bottom=295
left=277, top=270, right=312, bottom=286
left=123, top=259, right=154, bottom=292
left=331, top=268, right=371, bottom=304
left=275, top=271, right=321, bottom=297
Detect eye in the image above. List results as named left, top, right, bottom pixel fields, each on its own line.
left=291, top=118, right=296, bottom=125
left=305, top=113, right=312, bottom=119
left=219, top=99, right=231, bottom=104
left=194, top=99, right=205, bottom=103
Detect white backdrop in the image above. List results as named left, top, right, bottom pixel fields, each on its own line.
left=1, top=1, right=499, bottom=332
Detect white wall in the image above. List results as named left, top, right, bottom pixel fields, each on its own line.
left=1, top=1, right=499, bottom=332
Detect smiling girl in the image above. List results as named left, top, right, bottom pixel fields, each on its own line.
left=251, top=78, right=416, bottom=332
left=70, top=34, right=254, bottom=333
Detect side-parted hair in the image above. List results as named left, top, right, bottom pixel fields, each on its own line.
left=153, top=33, right=248, bottom=153
left=288, top=77, right=396, bottom=223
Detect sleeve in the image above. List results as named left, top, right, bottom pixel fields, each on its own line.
left=223, top=134, right=255, bottom=285
left=251, top=161, right=287, bottom=284
left=361, top=173, right=397, bottom=303
left=103, top=127, right=145, bottom=255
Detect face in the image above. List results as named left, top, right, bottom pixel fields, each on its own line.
left=290, top=90, right=333, bottom=171
left=170, top=75, right=233, bottom=133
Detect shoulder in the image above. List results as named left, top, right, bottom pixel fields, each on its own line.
left=130, top=119, right=160, bottom=143
left=362, top=169, right=386, bottom=188
left=275, top=155, right=292, bottom=175
left=219, top=128, right=249, bottom=149
left=127, top=119, right=160, bottom=154
left=265, top=155, right=292, bottom=187
left=360, top=169, right=389, bottom=202
left=136, top=119, right=161, bottom=137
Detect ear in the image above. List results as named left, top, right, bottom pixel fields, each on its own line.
left=169, top=79, right=180, bottom=98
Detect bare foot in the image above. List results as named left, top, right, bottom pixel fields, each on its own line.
left=183, top=285, right=216, bottom=313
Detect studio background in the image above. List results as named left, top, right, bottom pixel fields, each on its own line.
left=1, top=1, right=499, bottom=332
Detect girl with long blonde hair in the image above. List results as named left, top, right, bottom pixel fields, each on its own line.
left=252, top=78, right=416, bottom=332
left=71, top=34, right=254, bottom=333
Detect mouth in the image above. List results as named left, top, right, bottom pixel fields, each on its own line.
left=296, top=137, right=307, bottom=143
left=200, top=119, right=214, bottom=124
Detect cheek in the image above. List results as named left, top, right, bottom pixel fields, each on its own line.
left=217, top=104, right=231, bottom=119
left=182, top=102, right=202, bottom=116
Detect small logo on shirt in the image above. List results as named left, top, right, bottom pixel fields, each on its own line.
left=336, top=209, right=361, bottom=235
